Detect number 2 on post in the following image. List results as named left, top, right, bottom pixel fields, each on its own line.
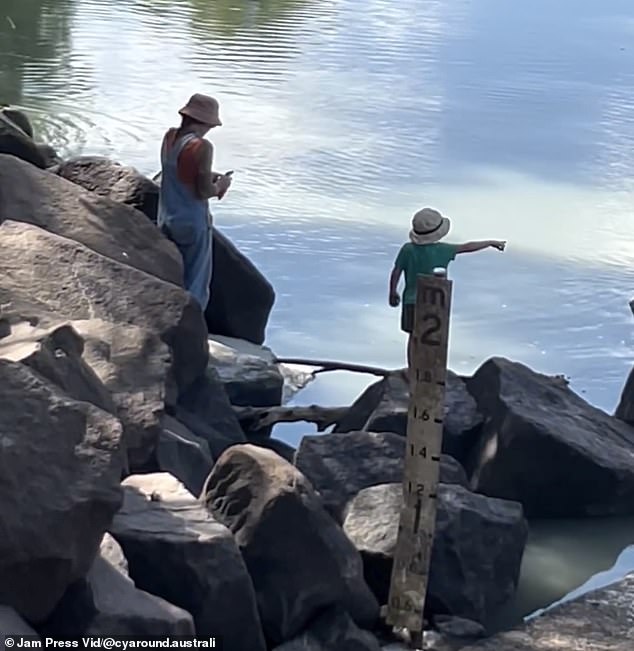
left=419, top=314, right=441, bottom=346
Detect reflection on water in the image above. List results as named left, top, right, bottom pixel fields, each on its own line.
left=490, top=519, right=634, bottom=631
left=2, top=0, right=634, bottom=625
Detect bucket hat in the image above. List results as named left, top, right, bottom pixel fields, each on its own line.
left=409, top=208, right=450, bottom=245
left=179, top=93, right=222, bottom=127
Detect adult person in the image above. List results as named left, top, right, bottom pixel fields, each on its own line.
left=157, top=93, right=232, bottom=310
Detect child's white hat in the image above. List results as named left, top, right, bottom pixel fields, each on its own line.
left=409, top=208, right=450, bottom=245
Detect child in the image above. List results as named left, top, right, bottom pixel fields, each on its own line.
left=389, top=207, right=505, bottom=376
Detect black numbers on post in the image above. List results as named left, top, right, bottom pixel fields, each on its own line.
left=421, top=286, right=446, bottom=308
left=390, top=595, right=417, bottom=613
left=414, top=406, right=431, bottom=421
left=416, top=483, right=425, bottom=496
left=420, top=314, right=441, bottom=346
left=419, top=446, right=427, bottom=458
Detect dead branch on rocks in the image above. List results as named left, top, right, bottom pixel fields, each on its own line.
left=234, top=404, right=350, bottom=432
left=273, top=357, right=394, bottom=377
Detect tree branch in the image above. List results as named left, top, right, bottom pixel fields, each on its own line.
left=273, top=357, right=394, bottom=377
left=234, top=404, right=350, bottom=432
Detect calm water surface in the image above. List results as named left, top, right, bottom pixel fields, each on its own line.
left=2, top=0, right=634, bottom=627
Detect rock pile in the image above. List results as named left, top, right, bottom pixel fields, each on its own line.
left=2, top=108, right=634, bottom=650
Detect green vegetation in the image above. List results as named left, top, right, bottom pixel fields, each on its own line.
left=0, top=0, right=75, bottom=103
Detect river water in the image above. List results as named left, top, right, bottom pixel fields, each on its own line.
left=2, top=0, right=634, bottom=629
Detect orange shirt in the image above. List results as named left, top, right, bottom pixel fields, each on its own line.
left=163, top=129, right=205, bottom=192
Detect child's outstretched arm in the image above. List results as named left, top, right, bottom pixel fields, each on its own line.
left=389, top=266, right=402, bottom=306
left=456, top=240, right=506, bottom=254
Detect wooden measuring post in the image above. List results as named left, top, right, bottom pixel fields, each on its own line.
left=385, top=269, right=453, bottom=640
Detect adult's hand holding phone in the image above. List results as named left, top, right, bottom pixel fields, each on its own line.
left=216, top=172, right=233, bottom=200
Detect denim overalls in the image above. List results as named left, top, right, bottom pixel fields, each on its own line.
left=157, top=132, right=212, bottom=310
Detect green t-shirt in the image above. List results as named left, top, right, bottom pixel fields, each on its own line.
left=395, top=242, right=458, bottom=304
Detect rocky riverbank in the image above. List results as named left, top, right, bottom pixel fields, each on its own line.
left=1, top=107, right=634, bottom=649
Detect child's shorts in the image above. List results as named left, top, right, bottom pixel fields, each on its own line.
left=401, top=303, right=415, bottom=333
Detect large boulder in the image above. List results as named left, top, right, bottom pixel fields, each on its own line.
left=0, top=155, right=182, bottom=285
left=0, top=220, right=208, bottom=393
left=615, top=366, right=634, bottom=425
left=206, top=229, right=275, bottom=345
left=99, top=533, right=129, bottom=575
left=208, top=334, right=314, bottom=404
left=175, top=369, right=246, bottom=459
left=42, top=535, right=195, bottom=636
left=202, top=444, right=379, bottom=647
left=460, top=573, right=634, bottom=651
left=433, top=616, right=486, bottom=645
left=247, top=435, right=296, bottom=463
left=56, top=156, right=160, bottom=221
left=272, top=608, right=382, bottom=651
left=0, top=109, right=60, bottom=168
left=156, top=415, right=214, bottom=496
left=0, top=114, right=46, bottom=168
left=0, top=360, right=123, bottom=622
left=343, top=483, right=528, bottom=624
left=294, top=431, right=468, bottom=522
left=109, top=473, right=266, bottom=651
left=334, top=371, right=484, bottom=464
left=71, top=319, right=172, bottom=468
left=466, top=357, right=634, bottom=517
left=1, top=107, right=34, bottom=137
left=208, top=337, right=283, bottom=407
left=0, top=606, right=39, bottom=637
left=0, top=322, right=116, bottom=416
left=0, top=317, right=168, bottom=469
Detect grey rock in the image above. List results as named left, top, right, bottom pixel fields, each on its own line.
left=272, top=607, right=382, bottom=651
left=0, top=316, right=170, bottom=467
left=56, top=156, right=159, bottom=221
left=615, top=366, right=634, bottom=425
left=176, top=369, right=246, bottom=458
left=460, top=573, right=634, bottom=651
left=99, top=533, right=128, bottom=576
left=36, top=143, right=61, bottom=168
left=208, top=337, right=283, bottom=407
left=0, top=154, right=181, bottom=284
left=247, top=435, right=296, bottom=463
left=0, top=310, right=175, bottom=469
left=294, top=431, right=468, bottom=522
left=207, top=334, right=312, bottom=405
left=42, top=535, right=195, bottom=636
left=1, top=107, right=34, bottom=137
left=206, top=229, right=275, bottom=345
left=0, top=360, right=123, bottom=622
left=334, top=371, right=483, bottom=465
left=0, top=606, right=39, bottom=637
left=202, top=445, right=379, bottom=647
left=343, top=483, right=527, bottom=624
left=0, top=220, right=208, bottom=395
left=421, top=630, right=462, bottom=651
left=467, top=357, right=634, bottom=517
left=0, top=113, right=45, bottom=167
left=0, top=322, right=116, bottom=415
left=73, top=319, right=172, bottom=469
left=434, top=615, right=487, bottom=639
left=109, top=473, right=265, bottom=651
left=157, top=415, right=214, bottom=497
